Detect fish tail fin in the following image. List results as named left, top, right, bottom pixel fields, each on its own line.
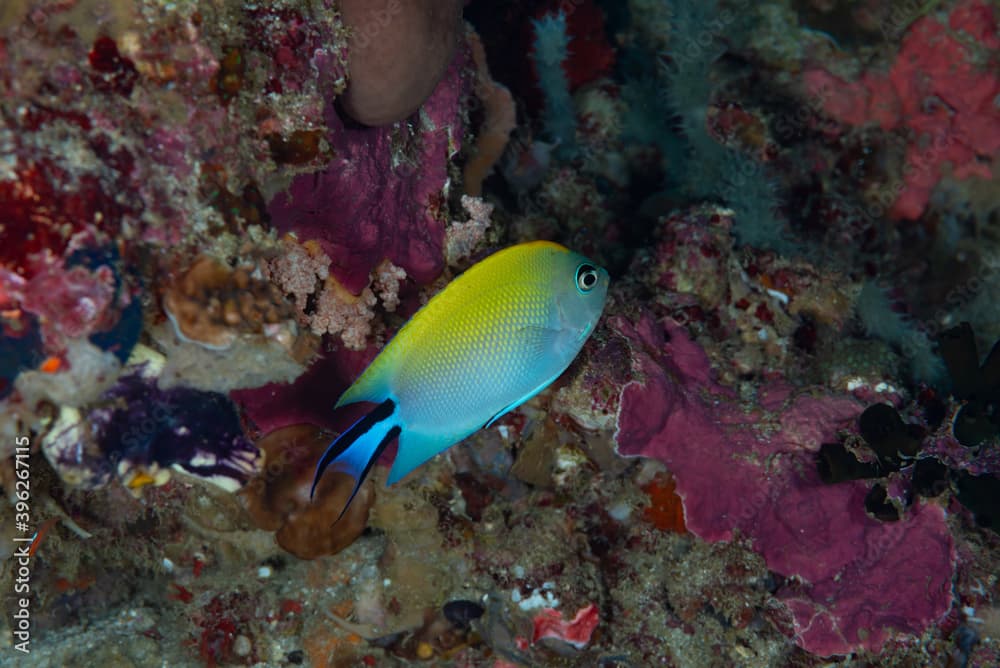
left=311, top=399, right=400, bottom=522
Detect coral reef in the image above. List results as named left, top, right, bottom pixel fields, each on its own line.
left=612, top=312, right=955, bottom=655
left=4, top=0, right=1000, bottom=666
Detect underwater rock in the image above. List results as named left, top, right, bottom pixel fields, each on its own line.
left=154, top=322, right=317, bottom=394
left=243, top=424, right=373, bottom=559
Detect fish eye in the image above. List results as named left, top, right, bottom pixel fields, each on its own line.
left=576, top=264, right=599, bottom=293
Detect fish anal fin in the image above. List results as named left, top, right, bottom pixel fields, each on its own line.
left=386, top=429, right=459, bottom=486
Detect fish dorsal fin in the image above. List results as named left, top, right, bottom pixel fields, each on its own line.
left=335, top=352, right=397, bottom=409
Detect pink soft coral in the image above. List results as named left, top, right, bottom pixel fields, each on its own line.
left=613, top=313, right=955, bottom=656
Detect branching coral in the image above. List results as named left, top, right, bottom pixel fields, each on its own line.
left=445, top=195, right=493, bottom=267
left=266, top=238, right=331, bottom=314
left=311, top=278, right=378, bottom=349
left=266, top=237, right=408, bottom=348
left=372, top=260, right=407, bottom=313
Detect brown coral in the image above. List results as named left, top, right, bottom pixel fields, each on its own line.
left=242, top=424, right=373, bottom=560
left=162, top=255, right=313, bottom=360
left=338, top=0, right=465, bottom=126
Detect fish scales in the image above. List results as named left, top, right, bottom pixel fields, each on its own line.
left=312, top=241, right=609, bottom=518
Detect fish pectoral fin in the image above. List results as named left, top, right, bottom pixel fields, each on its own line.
left=311, top=399, right=399, bottom=523
left=483, top=365, right=569, bottom=429
left=483, top=325, right=569, bottom=429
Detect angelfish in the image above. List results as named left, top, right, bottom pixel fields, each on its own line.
left=311, top=241, right=610, bottom=518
